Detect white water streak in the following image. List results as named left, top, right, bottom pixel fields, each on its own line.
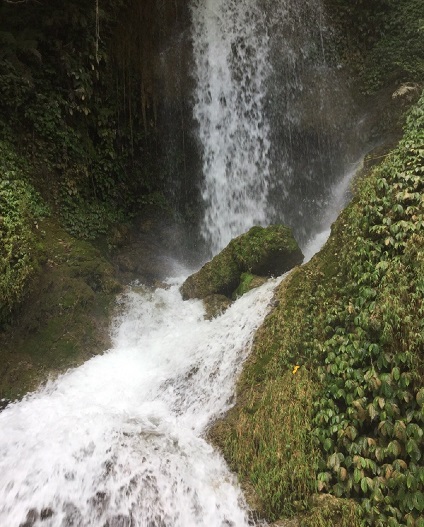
left=191, top=0, right=272, bottom=253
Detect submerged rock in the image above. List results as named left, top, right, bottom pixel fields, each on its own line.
left=232, top=273, right=268, bottom=300
left=203, top=294, right=233, bottom=320
left=181, top=225, right=303, bottom=302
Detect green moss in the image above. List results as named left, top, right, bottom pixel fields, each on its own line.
left=300, top=495, right=361, bottom=527
left=181, top=245, right=241, bottom=299
left=203, top=294, right=233, bottom=320
left=0, top=218, right=121, bottom=400
left=230, top=225, right=303, bottom=275
left=181, top=225, right=303, bottom=301
left=233, top=273, right=267, bottom=300
left=213, top=368, right=319, bottom=521
left=234, top=272, right=255, bottom=297
left=0, top=140, right=48, bottom=325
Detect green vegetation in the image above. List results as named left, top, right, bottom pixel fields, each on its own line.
left=0, top=0, right=184, bottom=242
left=213, top=367, right=319, bottom=519
left=214, top=92, right=424, bottom=526
left=0, top=56, right=125, bottom=396
left=300, top=494, right=361, bottom=527
left=0, top=0, right=193, bottom=399
left=0, top=0, right=187, bottom=323
left=0, top=2, right=422, bottom=523
left=233, top=273, right=267, bottom=300
left=312, top=92, right=424, bottom=527
left=0, top=139, right=47, bottom=324
left=0, top=218, right=121, bottom=400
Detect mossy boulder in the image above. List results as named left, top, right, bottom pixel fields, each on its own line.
left=230, top=225, right=304, bottom=276
left=180, top=225, right=303, bottom=301
left=0, top=219, right=122, bottom=401
left=181, top=245, right=240, bottom=299
left=232, top=273, right=268, bottom=300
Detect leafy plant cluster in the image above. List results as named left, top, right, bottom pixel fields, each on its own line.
left=313, top=90, right=424, bottom=526
left=0, top=140, right=48, bottom=325
left=214, top=93, right=424, bottom=526
left=0, top=0, right=166, bottom=240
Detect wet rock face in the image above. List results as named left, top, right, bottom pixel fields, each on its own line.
left=180, top=225, right=303, bottom=302
left=110, top=209, right=203, bottom=285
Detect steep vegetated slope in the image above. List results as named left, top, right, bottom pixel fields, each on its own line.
left=213, top=91, right=424, bottom=527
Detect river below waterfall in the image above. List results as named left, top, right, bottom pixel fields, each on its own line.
left=0, top=271, right=281, bottom=527
left=0, top=231, right=333, bottom=527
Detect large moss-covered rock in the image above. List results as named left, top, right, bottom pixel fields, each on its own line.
left=0, top=219, right=122, bottom=401
left=230, top=225, right=303, bottom=276
left=181, top=245, right=240, bottom=299
left=180, top=225, right=303, bottom=301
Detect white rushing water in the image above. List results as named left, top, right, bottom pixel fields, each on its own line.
left=0, top=275, right=282, bottom=527
left=191, top=0, right=272, bottom=253
left=0, top=220, right=341, bottom=527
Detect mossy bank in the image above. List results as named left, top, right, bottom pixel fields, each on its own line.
left=211, top=92, right=424, bottom=527
left=0, top=217, right=122, bottom=402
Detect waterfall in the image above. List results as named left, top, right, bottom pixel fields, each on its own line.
left=191, top=0, right=272, bottom=254
left=192, top=0, right=361, bottom=250
left=0, top=1, right=364, bottom=525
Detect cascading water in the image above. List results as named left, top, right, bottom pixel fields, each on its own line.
left=191, top=0, right=272, bottom=254
left=192, top=0, right=363, bottom=249
left=0, top=1, right=365, bottom=525
left=0, top=277, right=281, bottom=527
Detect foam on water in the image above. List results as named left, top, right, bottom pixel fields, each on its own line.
left=0, top=276, right=281, bottom=527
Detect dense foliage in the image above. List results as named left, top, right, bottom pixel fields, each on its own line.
left=0, top=140, right=46, bottom=322
left=215, top=92, right=424, bottom=526
left=0, top=0, right=191, bottom=324
left=313, top=90, right=424, bottom=527
left=0, top=0, right=185, bottom=239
